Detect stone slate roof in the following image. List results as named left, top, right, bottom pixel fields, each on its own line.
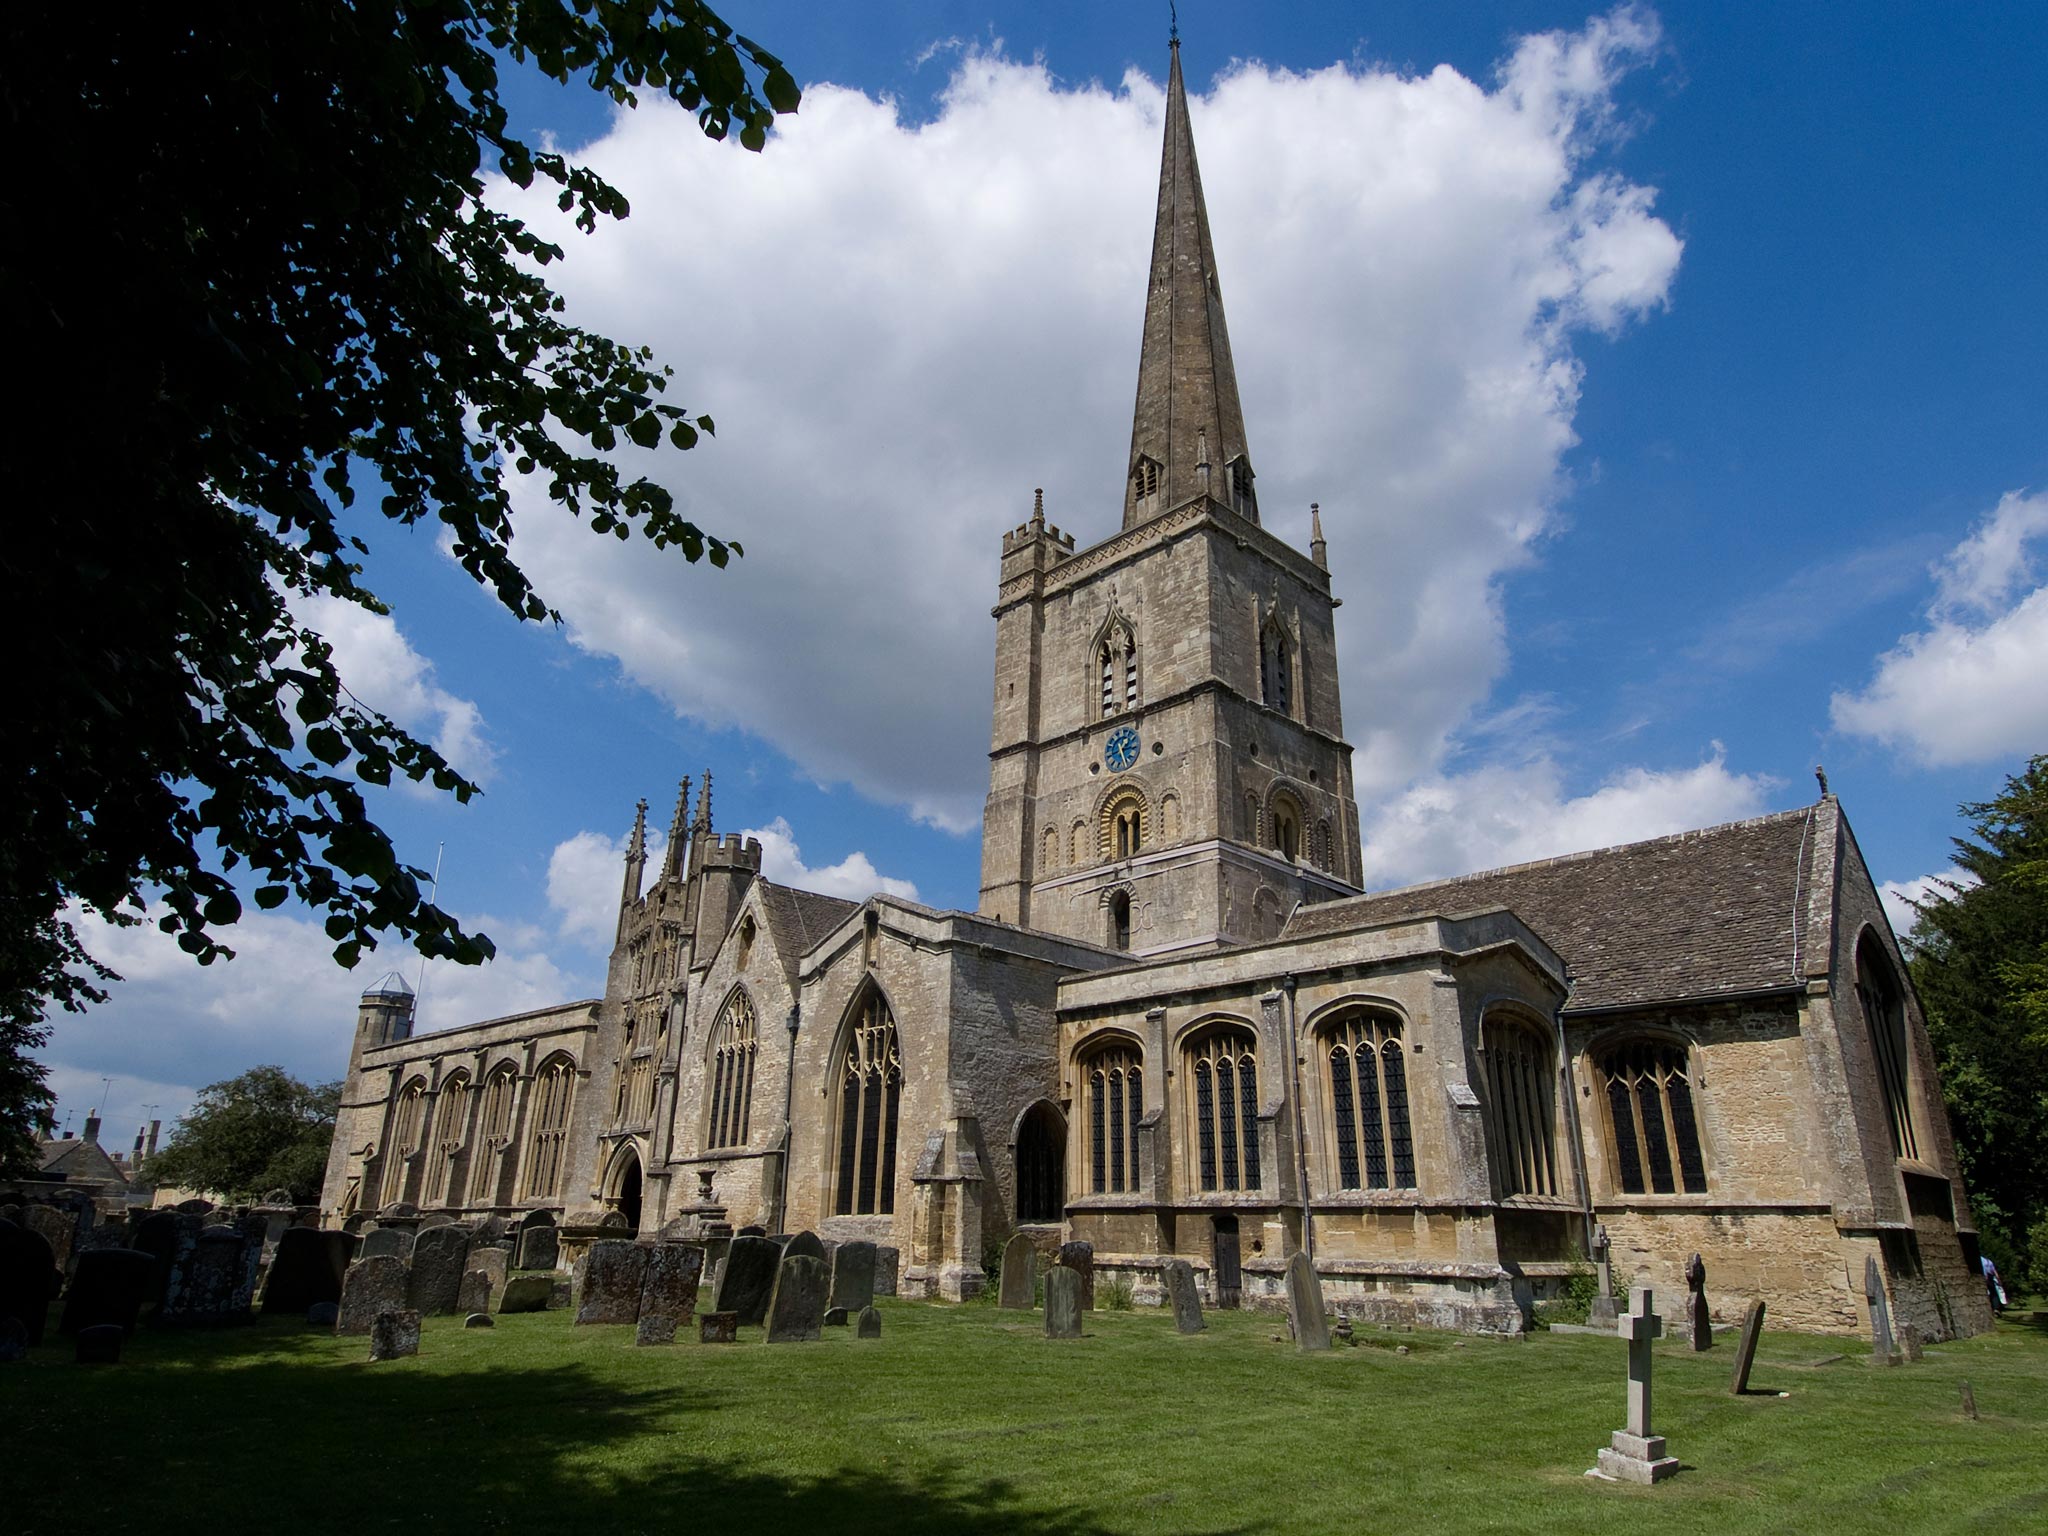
left=755, top=882, right=860, bottom=965
left=1281, top=806, right=1823, bottom=1012
left=36, top=1136, right=132, bottom=1189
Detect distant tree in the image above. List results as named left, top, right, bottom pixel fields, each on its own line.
left=1908, top=754, right=2048, bottom=1287
left=147, top=1067, right=343, bottom=1204
left=0, top=4, right=800, bottom=1158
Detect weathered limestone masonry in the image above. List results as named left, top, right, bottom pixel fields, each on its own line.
left=315, top=35, right=1989, bottom=1343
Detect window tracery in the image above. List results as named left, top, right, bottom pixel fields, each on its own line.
left=1322, top=1011, right=1415, bottom=1190
left=1260, top=615, right=1291, bottom=714
left=1084, top=1041, right=1144, bottom=1193
left=1186, top=1029, right=1262, bottom=1193
left=834, top=990, right=902, bottom=1215
left=467, top=1066, right=515, bottom=1205
left=1855, top=933, right=1920, bottom=1160
left=1597, top=1038, right=1707, bottom=1194
left=1482, top=1017, right=1558, bottom=1198
left=522, top=1056, right=575, bottom=1200
left=707, top=990, right=758, bottom=1151
left=381, top=1078, right=427, bottom=1208
left=424, top=1071, right=470, bottom=1206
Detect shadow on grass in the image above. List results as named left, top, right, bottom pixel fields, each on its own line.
left=6, top=1320, right=1237, bottom=1536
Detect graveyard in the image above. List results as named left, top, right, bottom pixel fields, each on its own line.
left=5, top=1271, right=2045, bottom=1533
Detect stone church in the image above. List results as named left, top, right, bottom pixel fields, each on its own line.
left=320, top=41, right=1991, bottom=1341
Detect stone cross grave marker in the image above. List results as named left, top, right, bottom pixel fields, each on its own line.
left=1162, top=1259, right=1205, bottom=1334
left=1729, top=1299, right=1766, bottom=1394
left=1685, top=1252, right=1712, bottom=1350
left=1044, top=1264, right=1083, bottom=1338
left=1863, top=1254, right=1899, bottom=1366
left=998, top=1233, right=1035, bottom=1310
left=1589, top=1285, right=1680, bottom=1484
left=1283, top=1251, right=1330, bottom=1353
left=1588, top=1223, right=1617, bottom=1328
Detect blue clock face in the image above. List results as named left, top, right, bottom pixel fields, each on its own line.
left=1104, top=726, right=1140, bottom=772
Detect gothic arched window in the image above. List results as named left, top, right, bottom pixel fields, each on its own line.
left=1084, top=1041, right=1143, bottom=1193
left=834, top=990, right=902, bottom=1215
left=706, top=990, right=758, bottom=1150
left=1186, top=1029, right=1261, bottom=1193
left=1323, top=1011, right=1415, bottom=1190
left=467, top=1066, right=516, bottom=1205
left=1260, top=617, right=1291, bottom=715
left=1597, top=1038, right=1708, bottom=1195
left=424, top=1071, right=470, bottom=1206
left=522, top=1056, right=576, bottom=1200
left=1855, top=932, right=1920, bottom=1160
left=381, top=1078, right=427, bottom=1208
left=1097, top=621, right=1138, bottom=718
left=1482, top=1016, right=1558, bottom=1198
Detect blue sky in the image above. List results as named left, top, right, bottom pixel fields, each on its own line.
left=42, top=4, right=2047, bottom=1150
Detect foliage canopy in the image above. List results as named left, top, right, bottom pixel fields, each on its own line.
left=145, top=1066, right=343, bottom=1205
left=0, top=2, right=799, bottom=1169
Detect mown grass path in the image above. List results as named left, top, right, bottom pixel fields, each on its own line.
left=7, top=1302, right=2044, bottom=1533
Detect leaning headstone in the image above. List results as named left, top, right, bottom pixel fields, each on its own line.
left=1587, top=1223, right=1618, bottom=1328
left=59, top=1249, right=154, bottom=1336
left=639, top=1243, right=706, bottom=1327
left=0, top=1220, right=57, bottom=1346
left=407, top=1225, right=471, bottom=1316
left=262, top=1228, right=354, bottom=1314
left=699, top=1311, right=739, bottom=1344
left=783, top=1230, right=826, bottom=1263
left=575, top=1240, right=648, bottom=1326
left=369, top=1308, right=421, bottom=1361
left=74, top=1323, right=123, bottom=1364
left=306, top=1302, right=340, bottom=1327
left=1864, top=1254, right=1899, bottom=1366
left=856, top=1305, right=882, bottom=1339
left=464, top=1312, right=494, bottom=1329
left=1589, top=1286, right=1681, bottom=1484
left=829, top=1240, right=877, bottom=1314
left=1044, top=1264, right=1083, bottom=1338
left=874, top=1245, right=900, bottom=1297
left=1283, top=1251, right=1330, bottom=1353
left=359, top=1227, right=415, bottom=1264
left=514, top=1224, right=559, bottom=1273
left=336, top=1255, right=409, bottom=1336
left=635, top=1315, right=677, bottom=1346
left=1685, top=1253, right=1712, bottom=1351
left=497, top=1275, right=551, bottom=1314
left=0, top=1316, right=26, bottom=1362
left=764, top=1253, right=829, bottom=1343
left=1729, top=1299, right=1767, bottom=1394
left=1055, top=1241, right=1095, bottom=1310
left=713, top=1235, right=781, bottom=1327
left=1162, top=1259, right=1205, bottom=1335
left=1899, top=1322, right=1924, bottom=1363
left=997, top=1233, right=1035, bottom=1310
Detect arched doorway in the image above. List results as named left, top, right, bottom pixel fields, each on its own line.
left=1015, top=1102, right=1066, bottom=1223
left=614, top=1149, right=643, bottom=1233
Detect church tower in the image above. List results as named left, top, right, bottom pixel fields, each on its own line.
left=980, top=38, right=1362, bottom=955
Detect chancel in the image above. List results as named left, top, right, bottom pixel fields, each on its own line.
left=320, top=35, right=1991, bottom=1344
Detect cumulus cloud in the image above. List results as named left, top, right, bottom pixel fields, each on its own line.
left=493, top=13, right=1680, bottom=830
left=1876, top=867, right=1977, bottom=947
left=292, top=592, right=496, bottom=785
left=547, top=826, right=666, bottom=947
left=1831, top=491, right=2048, bottom=765
left=1362, top=748, right=1775, bottom=889
left=743, top=817, right=921, bottom=903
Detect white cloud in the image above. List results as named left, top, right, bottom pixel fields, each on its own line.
left=742, top=817, right=920, bottom=903
left=1362, top=748, right=1775, bottom=889
left=492, top=13, right=1680, bottom=830
left=547, top=826, right=666, bottom=947
left=1831, top=490, right=2048, bottom=765
left=291, top=592, right=496, bottom=786
left=1876, top=867, right=1976, bottom=947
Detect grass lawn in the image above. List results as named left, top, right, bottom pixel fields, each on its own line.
left=6, top=1299, right=2044, bottom=1535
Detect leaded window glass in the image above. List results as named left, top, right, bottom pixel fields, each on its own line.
left=1482, top=1018, right=1558, bottom=1198
left=1322, top=1013, right=1415, bottom=1190
left=1187, top=1030, right=1260, bottom=1192
left=1597, top=1039, right=1709, bottom=1195
left=707, top=990, right=757, bottom=1150
left=834, top=991, right=901, bottom=1215
left=1086, top=1044, right=1143, bottom=1194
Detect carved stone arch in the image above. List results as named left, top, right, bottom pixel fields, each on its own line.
left=1587, top=1027, right=1710, bottom=1197
left=829, top=977, right=903, bottom=1217
left=1075, top=1028, right=1145, bottom=1195
left=1243, top=788, right=1262, bottom=844
left=1303, top=993, right=1413, bottom=1035
left=1090, top=600, right=1141, bottom=719
left=381, top=1074, right=430, bottom=1209
left=1099, top=783, right=1150, bottom=861
left=521, top=1051, right=579, bottom=1202
left=705, top=984, right=760, bottom=1151
left=1180, top=1016, right=1264, bottom=1194
left=1099, top=879, right=1138, bottom=950
left=1042, top=822, right=1061, bottom=872
left=1012, top=1098, right=1067, bottom=1224
left=1168, top=1009, right=1261, bottom=1053
left=1265, top=779, right=1309, bottom=862
left=1160, top=789, right=1182, bottom=843
left=1070, top=819, right=1090, bottom=866
left=602, top=1137, right=646, bottom=1232
left=424, top=1068, right=472, bottom=1208
left=1477, top=1006, right=1559, bottom=1199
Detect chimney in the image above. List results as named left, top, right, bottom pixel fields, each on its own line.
left=146, top=1120, right=162, bottom=1159
left=83, top=1115, right=101, bottom=1144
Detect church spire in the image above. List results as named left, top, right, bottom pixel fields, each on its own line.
left=660, top=777, right=690, bottom=879
left=1123, top=36, right=1255, bottom=530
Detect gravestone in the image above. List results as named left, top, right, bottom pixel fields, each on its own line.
left=175, top=1198, right=214, bottom=1216
left=1055, top=1242, right=1095, bottom=1310
left=598, top=1210, right=630, bottom=1232
left=306, top=1302, right=340, bottom=1327
left=783, top=1230, right=826, bottom=1263
left=0, top=1203, right=19, bottom=1226
left=1899, top=1322, right=1924, bottom=1363
left=467, top=1244, right=510, bottom=1303
left=59, top=1249, right=154, bottom=1336
left=1162, top=1259, right=1205, bottom=1334
left=369, top=1308, right=421, bottom=1361
left=336, top=1255, right=409, bottom=1336
left=714, top=1235, right=781, bottom=1327
left=418, top=1212, right=455, bottom=1230
left=829, top=1240, right=877, bottom=1314
left=1283, top=1251, right=1329, bottom=1353
left=1730, top=1299, right=1767, bottom=1394
left=1044, top=1264, right=1083, bottom=1338
left=514, top=1224, right=559, bottom=1273
left=498, top=1275, right=551, bottom=1314
left=75, top=1323, right=123, bottom=1364
left=640, top=1243, right=705, bottom=1326
left=764, top=1253, right=829, bottom=1343
left=856, top=1305, right=882, bottom=1339
left=635, top=1315, right=677, bottom=1346
left=131, top=1211, right=184, bottom=1311
left=575, top=1240, right=648, bottom=1326
left=1587, top=1223, right=1618, bottom=1328
left=737, top=1224, right=767, bottom=1237
left=160, top=1224, right=260, bottom=1326
left=262, top=1228, right=354, bottom=1314
left=379, top=1201, right=420, bottom=1222
left=700, top=1311, right=739, bottom=1344
left=1685, top=1253, right=1712, bottom=1350
left=1589, top=1286, right=1681, bottom=1484
left=467, top=1215, right=510, bottom=1255
left=0, top=1219, right=57, bottom=1346
left=823, top=1306, right=849, bottom=1327
left=360, top=1227, right=415, bottom=1264
left=997, top=1233, right=1035, bottom=1310
left=23, top=1205, right=76, bottom=1274
left=874, top=1245, right=900, bottom=1297
left=458, top=1270, right=494, bottom=1315
left=0, top=1316, right=27, bottom=1362
left=550, top=1277, right=572, bottom=1309
left=519, top=1208, right=556, bottom=1232
left=1864, top=1254, right=1899, bottom=1366
left=408, top=1225, right=472, bottom=1315
left=465, top=1312, right=493, bottom=1329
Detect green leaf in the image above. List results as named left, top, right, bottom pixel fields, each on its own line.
left=306, top=727, right=348, bottom=764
